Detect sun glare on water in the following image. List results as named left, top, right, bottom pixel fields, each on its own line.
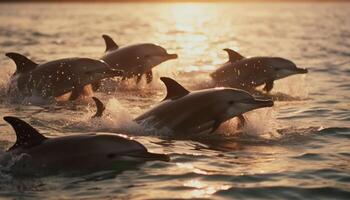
left=165, top=4, right=220, bottom=71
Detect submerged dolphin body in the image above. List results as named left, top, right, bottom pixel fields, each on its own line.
left=210, top=49, right=308, bottom=92
left=100, top=34, right=178, bottom=84
left=1, top=116, right=169, bottom=176
left=93, top=77, right=274, bottom=136
left=6, top=52, right=123, bottom=102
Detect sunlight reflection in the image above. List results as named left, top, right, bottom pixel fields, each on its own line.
left=168, top=4, right=212, bottom=61
left=183, top=179, right=230, bottom=198
left=175, top=163, right=231, bottom=198
left=170, top=4, right=210, bottom=32
left=176, top=163, right=208, bottom=175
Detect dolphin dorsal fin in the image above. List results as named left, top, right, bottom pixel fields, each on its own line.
left=92, top=97, right=105, bottom=118
left=3, top=116, right=47, bottom=151
left=102, top=34, right=119, bottom=52
left=160, top=77, right=189, bottom=101
left=6, top=52, right=38, bottom=74
left=223, top=48, right=245, bottom=63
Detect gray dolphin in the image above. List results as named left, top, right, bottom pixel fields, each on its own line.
left=1, top=116, right=169, bottom=176
left=100, top=34, right=178, bottom=84
left=210, top=48, right=308, bottom=92
left=6, top=52, right=123, bottom=101
left=93, top=77, right=273, bottom=136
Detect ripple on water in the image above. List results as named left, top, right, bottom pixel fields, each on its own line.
left=318, top=127, right=350, bottom=138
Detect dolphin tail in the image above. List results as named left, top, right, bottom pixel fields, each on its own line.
left=5, top=52, right=38, bottom=74
left=3, top=116, right=47, bottom=151
left=102, top=34, right=119, bottom=52
left=92, top=97, right=105, bottom=118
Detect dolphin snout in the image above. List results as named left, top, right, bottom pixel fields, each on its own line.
left=166, top=53, right=178, bottom=60
left=252, top=99, right=274, bottom=108
left=132, top=151, right=170, bottom=162
left=296, top=68, right=308, bottom=74
left=148, top=152, right=171, bottom=162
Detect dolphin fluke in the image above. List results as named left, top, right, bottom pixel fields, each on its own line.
left=160, top=77, right=190, bottom=101
left=5, top=52, right=38, bottom=74
left=3, top=116, right=47, bottom=151
left=223, top=48, right=245, bottom=63
left=102, top=34, right=119, bottom=52
left=92, top=97, right=105, bottom=118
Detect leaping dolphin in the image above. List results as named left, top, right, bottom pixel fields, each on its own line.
left=6, top=52, right=123, bottom=102
left=100, top=34, right=178, bottom=84
left=1, top=116, right=169, bottom=176
left=93, top=77, right=274, bottom=136
left=210, top=48, right=308, bottom=92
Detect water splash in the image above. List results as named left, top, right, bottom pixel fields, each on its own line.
left=67, top=98, right=143, bottom=135
left=272, top=74, right=309, bottom=99
left=218, top=107, right=280, bottom=140
left=0, top=67, right=12, bottom=102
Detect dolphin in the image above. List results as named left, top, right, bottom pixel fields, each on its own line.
left=6, top=52, right=123, bottom=102
left=93, top=77, right=274, bottom=136
left=1, top=116, right=169, bottom=176
left=100, top=34, right=178, bottom=84
left=210, top=48, right=308, bottom=92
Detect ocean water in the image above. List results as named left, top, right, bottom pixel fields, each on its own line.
left=0, top=2, right=349, bottom=199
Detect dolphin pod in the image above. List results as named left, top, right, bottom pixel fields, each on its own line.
left=92, top=77, right=274, bottom=135
left=210, top=48, right=308, bottom=92
left=4, top=37, right=307, bottom=102
left=100, top=34, right=178, bottom=84
left=6, top=52, right=123, bottom=102
left=1, top=116, right=169, bottom=176
left=2, top=35, right=309, bottom=176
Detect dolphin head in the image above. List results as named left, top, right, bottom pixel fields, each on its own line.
left=138, top=44, right=178, bottom=70
left=218, top=88, right=274, bottom=119
left=93, top=134, right=170, bottom=163
left=268, top=57, right=308, bottom=79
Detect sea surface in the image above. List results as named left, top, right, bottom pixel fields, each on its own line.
left=0, top=2, right=349, bottom=200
